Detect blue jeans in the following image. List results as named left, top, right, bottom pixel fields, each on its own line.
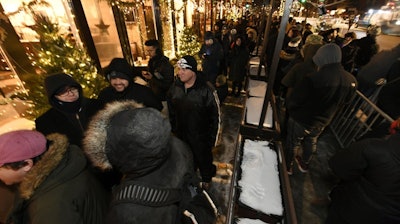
left=285, top=117, right=325, bottom=167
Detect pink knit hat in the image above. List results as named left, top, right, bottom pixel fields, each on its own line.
left=0, top=130, right=47, bottom=166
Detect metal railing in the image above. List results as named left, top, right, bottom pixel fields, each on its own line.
left=329, top=80, right=394, bottom=148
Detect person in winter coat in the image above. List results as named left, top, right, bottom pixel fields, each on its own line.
left=35, top=73, right=99, bottom=147
left=353, top=25, right=380, bottom=74
left=83, top=101, right=197, bottom=224
left=357, top=43, right=400, bottom=95
left=285, top=43, right=357, bottom=175
left=142, top=39, right=174, bottom=115
left=341, top=32, right=359, bottom=74
left=97, top=57, right=162, bottom=111
left=198, top=31, right=224, bottom=84
left=215, top=74, right=229, bottom=104
left=0, top=130, right=108, bottom=224
left=282, top=34, right=323, bottom=98
left=227, top=35, right=249, bottom=97
left=167, top=56, right=221, bottom=188
left=327, top=118, right=400, bottom=224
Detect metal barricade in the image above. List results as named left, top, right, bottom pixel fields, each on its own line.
left=329, top=80, right=394, bottom=148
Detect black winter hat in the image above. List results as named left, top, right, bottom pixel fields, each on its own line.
left=44, top=73, right=81, bottom=99
left=177, top=55, right=197, bottom=73
left=204, top=31, right=214, bottom=40
left=104, top=58, right=134, bottom=81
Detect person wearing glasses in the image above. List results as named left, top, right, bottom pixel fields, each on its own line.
left=35, top=73, right=99, bottom=148
left=35, top=73, right=120, bottom=191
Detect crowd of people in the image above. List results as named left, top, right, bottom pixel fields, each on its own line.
left=0, top=32, right=222, bottom=223
left=0, top=12, right=400, bottom=223
left=272, top=17, right=400, bottom=223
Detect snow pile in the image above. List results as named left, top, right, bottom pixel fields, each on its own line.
left=238, top=139, right=283, bottom=216
left=236, top=218, right=268, bottom=224
left=246, top=79, right=273, bottom=128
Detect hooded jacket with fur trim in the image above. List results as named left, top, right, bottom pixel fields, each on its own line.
left=7, top=134, right=108, bottom=224
left=83, top=101, right=195, bottom=224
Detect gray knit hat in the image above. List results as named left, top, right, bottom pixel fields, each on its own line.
left=313, top=43, right=342, bottom=67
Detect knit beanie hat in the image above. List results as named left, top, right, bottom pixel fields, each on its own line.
left=313, top=43, right=342, bottom=67
left=204, top=31, right=214, bottom=40
left=0, top=130, right=47, bottom=166
left=305, top=34, right=324, bottom=45
left=104, top=58, right=134, bottom=81
left=177, top=55, right=197, bottom=73
left=302, top=43, right=323, bottom=61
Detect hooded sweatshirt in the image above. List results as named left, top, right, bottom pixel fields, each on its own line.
left=287, top=43, right=357, bottom=129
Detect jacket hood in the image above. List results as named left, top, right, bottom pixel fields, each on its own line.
left=313, top=43, right=342, bottom=67
left=83, top=101, right=172, bottom=176
left=45, top=73, right=82, bottom=100
left=44, top=73, right=83, bottom=113
left=302, top=43, right=323, bottom=62
left=19, top=133, right=69, bottom=199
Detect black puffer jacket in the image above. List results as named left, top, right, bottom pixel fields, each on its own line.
left=328, top=133, right=400, bottom=223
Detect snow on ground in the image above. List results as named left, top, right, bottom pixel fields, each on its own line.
left=238, top=139, right=283, bottom=216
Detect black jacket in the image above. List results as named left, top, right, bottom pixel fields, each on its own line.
left=198, top=40, right=224, bottom=82
left=167, top=76, right=220, bottom=149
left=228, top=43, right=249, bottom=82
left=35, top=98, right=98, bottom=147
left=147, top=54, right=174, bottom=101
left=97, top=83, right=163, bottom=111
left=287, top=63, right=357, bottom=129
left=354, top=35, right=379, bottom=67
left=35, top=74, right=99, bottom=147
left=83, top=101, right=195, bottom=224
left=328, top=133, right=400, bottom=223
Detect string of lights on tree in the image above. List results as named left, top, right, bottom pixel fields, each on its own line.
left=7, top=0, right=107, bottom=117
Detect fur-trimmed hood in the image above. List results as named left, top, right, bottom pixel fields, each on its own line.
left=83, top=100, right=172, bottom=177
left=83, top=101, right=144, bottom=170
left=19, top=133, right=69, bottom=199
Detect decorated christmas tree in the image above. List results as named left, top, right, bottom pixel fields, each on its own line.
left=177, top=26, right=201, bottom=59
left=26, top=12, right=107, bottom=117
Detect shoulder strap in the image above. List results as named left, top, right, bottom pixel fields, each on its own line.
left=112, top=180, right=182, bottom=207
